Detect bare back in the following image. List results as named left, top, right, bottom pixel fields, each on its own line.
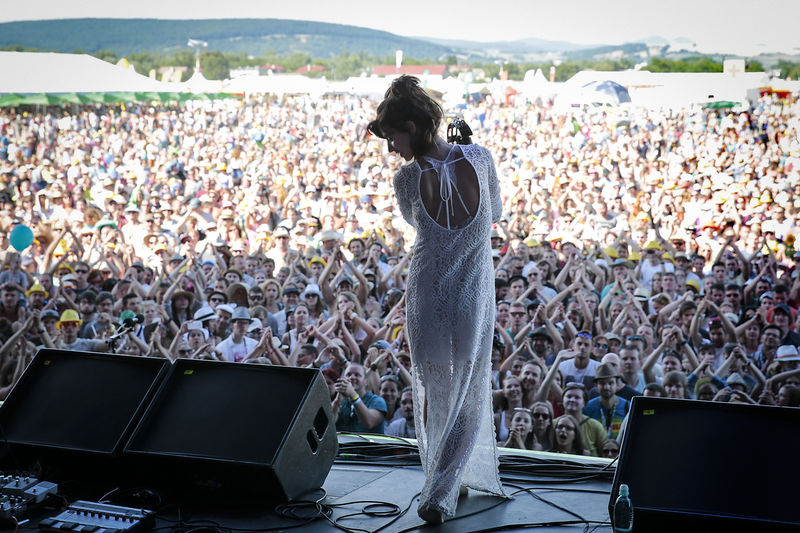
left=418, top=145, right=480, bottom=229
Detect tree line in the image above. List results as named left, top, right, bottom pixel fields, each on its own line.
left=2, top=45, right=786, bottom=83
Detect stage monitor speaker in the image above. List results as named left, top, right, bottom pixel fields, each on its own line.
left=611, top=397, right=800, bottom=532
left=0, top=349, right=169, bottom=472
left=124, top=359, right=337, bottom=501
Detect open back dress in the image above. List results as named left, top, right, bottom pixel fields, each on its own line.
left=393, top=143, right=506, bottom=517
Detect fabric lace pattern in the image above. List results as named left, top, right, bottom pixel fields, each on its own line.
left=393, top=144, right=506, bottom=517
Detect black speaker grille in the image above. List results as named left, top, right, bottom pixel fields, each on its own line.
left=614, top=398, right=800, bottom=526
left=126, top=361, right=314, bottom=465
left=0, top=350, right=167, bottom=455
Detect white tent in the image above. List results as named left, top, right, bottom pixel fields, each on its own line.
left=0, top=51, right=171, bottom=93
left=330, top=77, right=390, bottom=98
left=181, top=70, right=224, bottom=93
left=521, top=68, right=557, bottom=102
left=223, top=74, right=324, bottom=96
left=558, top=69, right=771, bottom=109
left=765, top=78, right=800, bottom=93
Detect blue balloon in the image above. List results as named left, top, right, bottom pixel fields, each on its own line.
left=9, top=225, right=33, bottom=252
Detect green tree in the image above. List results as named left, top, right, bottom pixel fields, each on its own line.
left=128, top=51, right=160, bottom=76
left=170, top=50, right=195, bottom=69
left=91, top=49, right=118, bottom=63
left=200, top=51, right=230, bottom=80
left=643, top=56, right=723, bottom=73
left=555, top=61, right=583, bottom=81
left=746, top=60, right=764, bottom=72
left=776, top=61, right=800, bottom=79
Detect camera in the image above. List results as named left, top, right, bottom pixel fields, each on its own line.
left=447, top=119, right=473, bottom=145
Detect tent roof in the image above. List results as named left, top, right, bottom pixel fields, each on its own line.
left=564, top=69, right=770, bottom=90
left=0, top=51, right=171, bottom=94
left=223, top=74, right=324, bottom=95
left=181, top=69, right=224, bottom=92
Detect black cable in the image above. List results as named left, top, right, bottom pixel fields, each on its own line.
left=333, top=439, right=616, bottom=532
left=506, top=483, right=590, bottom=524
left=441, top=519, right=610, bottom=532
left=369, top=491, right=419, bottom=533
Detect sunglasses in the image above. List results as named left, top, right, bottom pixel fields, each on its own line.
left=178, top=349, right=192, bottom=355
left=576, top=332, right=593, bottom=339
left=595, top=343, right=609, bottom=350
left=75, top=269, right=88, bottom=274
left=510, top=312, right=526, bottom=317
left=532, top=412, right=551, bottom=420
left=626, top=335, right=644, bottom=342
left=209, top=297, right=225, bottom=303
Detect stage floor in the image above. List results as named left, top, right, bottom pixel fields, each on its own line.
left=149, top=434, right=615, bottom=533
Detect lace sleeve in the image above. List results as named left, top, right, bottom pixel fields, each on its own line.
left=393, top=165, right=416, bottom=227
left=484, top=147, right=502, bottom=223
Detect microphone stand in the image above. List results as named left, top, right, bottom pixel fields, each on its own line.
left=107, top=323, right=134, bottom=353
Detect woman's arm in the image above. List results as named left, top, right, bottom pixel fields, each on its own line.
left=642, top=338, right=669, bottom=385
left=689, top=300, right=706, bottom=345
left=544, top=280, right=580, bottom=317
left=318, top=248, right=340, bottom=308
left=495, top=322, right=514, bottom=358
left=338, top=316, right=362, bottom=363
left=534, top=350, right=570, bottom=404
left=498, top=343, right=528, bottom=377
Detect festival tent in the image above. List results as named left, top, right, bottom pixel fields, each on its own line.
left=521, top=69, right=559, bottom=104
left=0, top=52, right=238, bottom=105
left=223, top=74, right=325, bottom=96
left=758, top=78, right=800, bottom=99
left=181, top=70, right=224, bottom=93
left=557, top=69, right=771, bottom=109
left=0, top=52, right=170, bottom=94
left=328, top=77, right=389, bottom=99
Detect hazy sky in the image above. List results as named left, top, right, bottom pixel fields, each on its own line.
left=2, top=0, right=799, bottom=55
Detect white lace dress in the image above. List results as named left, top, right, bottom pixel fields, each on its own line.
left=393, top=143, right=507, bottom=517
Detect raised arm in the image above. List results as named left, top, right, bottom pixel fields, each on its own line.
left=534, top=349, right=571, bottom=404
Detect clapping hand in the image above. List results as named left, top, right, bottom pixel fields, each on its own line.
left=334, top=378, right=356, bottom=399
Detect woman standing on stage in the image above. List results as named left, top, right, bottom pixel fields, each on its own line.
left=369, top=75, right=506, bottom=523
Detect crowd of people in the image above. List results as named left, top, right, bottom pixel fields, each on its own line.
left=1, top=87, right=799, bottom=458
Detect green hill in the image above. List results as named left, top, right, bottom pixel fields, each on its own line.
left=0, top=18, right=456, bottom=59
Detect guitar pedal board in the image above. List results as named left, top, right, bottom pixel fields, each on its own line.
left=0, top=474, right=58, bottom=519
left=38, top=500, right=153, bottom=533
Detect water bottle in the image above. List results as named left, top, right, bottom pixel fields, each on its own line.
left=613, top=484, right=633, bottom=532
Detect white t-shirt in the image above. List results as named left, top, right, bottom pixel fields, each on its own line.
left=216, top=335, right=259, bottom=363
left=558, top=358, right=601, bottom=385
left=639, top=260, right=675, bottom=292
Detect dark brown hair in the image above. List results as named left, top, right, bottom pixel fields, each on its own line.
left=368, top=75, right=443, bottom=158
